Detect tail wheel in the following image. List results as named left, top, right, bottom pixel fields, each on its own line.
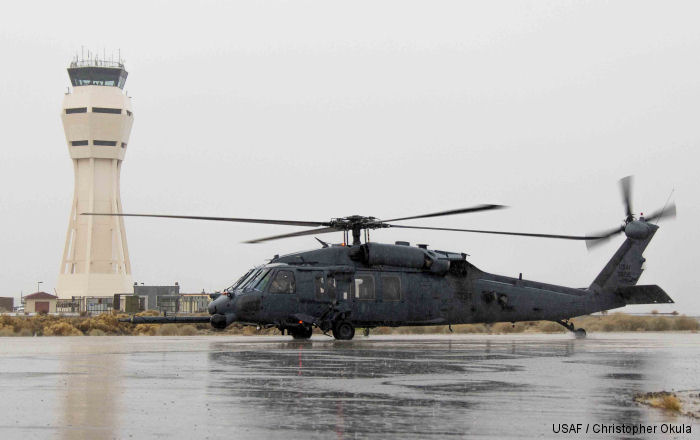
left=332, top=321, right=355, bottom=340
left=290, top=325, right=313, bottom=339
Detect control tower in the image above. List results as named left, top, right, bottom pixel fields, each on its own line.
left=56, top=55, right=134, bottom=299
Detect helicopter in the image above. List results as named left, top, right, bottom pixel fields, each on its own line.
left=97, top=176, right=676, bottom=340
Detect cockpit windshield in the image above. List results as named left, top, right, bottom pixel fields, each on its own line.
left=239, top=269, right=265, bottom=291
left=224, top=269, right=255, bottom=294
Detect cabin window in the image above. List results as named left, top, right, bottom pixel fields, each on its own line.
left=382, top=276, right=401, bottom=301
left=314, top=275, right=326, bottom=299
left=269, top=270, right=295, bottom=294
left=94, top=140, right=117, bottom=146
left=353, top=274, right=375, bottom=300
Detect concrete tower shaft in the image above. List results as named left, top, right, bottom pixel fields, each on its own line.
left=57, top=59, right=134, bottom=299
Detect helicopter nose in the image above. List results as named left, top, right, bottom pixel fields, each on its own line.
left=208, top=295, right=230, bottom=315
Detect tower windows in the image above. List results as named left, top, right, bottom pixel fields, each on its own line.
left=68, top=66, right=128, bottom=89
left=71, top=140, right=88, bottom=146
left=121, top=142, right=127, bottom=149
left=65, top=107, right=87, bottom=114
left=92, top=107, right=122, bottom=114
left=126, top=110, right=133, bottom=117
left=94, top=140, right=117, bottom=146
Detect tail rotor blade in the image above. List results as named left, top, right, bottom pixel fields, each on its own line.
left=645, top=202, right=677, bottom=223
left=620, top=175, right=634, bottom=221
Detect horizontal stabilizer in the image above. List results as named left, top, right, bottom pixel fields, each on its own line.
left=616, top=285, right=674, bottom=305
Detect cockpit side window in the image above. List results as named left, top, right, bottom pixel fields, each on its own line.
left=269, top=270, right=296, bottom=294
left=253, top=270, right=273, bottom=291
left=242, top=269, right=268, bottom=291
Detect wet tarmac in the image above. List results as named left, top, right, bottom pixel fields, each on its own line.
left=0, top=333, right=698, bottom=439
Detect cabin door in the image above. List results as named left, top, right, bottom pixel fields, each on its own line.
left=296, top=270, right=329, bottom=317
left=261, top=269, right=299, bottom=320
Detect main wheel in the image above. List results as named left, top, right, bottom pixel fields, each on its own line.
left=332, top=321, right=355, bottom=340
left=290, top=325, right=313, bottom=340
left=574, top=328, right=587, bottom=339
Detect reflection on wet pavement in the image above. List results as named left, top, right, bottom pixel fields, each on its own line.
left=0, top=334, right=697, bottom=439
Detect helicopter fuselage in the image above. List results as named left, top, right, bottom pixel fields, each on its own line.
left=209, top=241, right=631, bottom=335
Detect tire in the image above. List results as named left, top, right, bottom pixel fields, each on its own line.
left=290, top=325, right=313, bottom=340
left=574, top=328, right=587, bottom=339
left=332, top=321, right=355, bottom=340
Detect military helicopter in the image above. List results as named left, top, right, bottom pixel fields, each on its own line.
left=98, top=177, right=676, bottom=339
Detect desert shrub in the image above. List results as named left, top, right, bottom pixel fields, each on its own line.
left=134, top=324, right=157, bottom=336
left=491, top=322, right=518, bottom=333
left=88, top=329, right=107, bottom=336
left=650, top=317, right=670, bottom=331
left=0, top=324, right=17, bottom=336
left=672, top=316, right=698, bottom=331
left=44, top=322, right=83, bottom=336
left=531, top=321, right=567, bottom=333
left=155, top=324, right=199, bottom=336
left=456, top=323, right=489, bottom=333
left=636, top=392, right=682, bottom=412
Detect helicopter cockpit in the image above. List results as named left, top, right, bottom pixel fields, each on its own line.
left=224, top=264, right=295, bottom=296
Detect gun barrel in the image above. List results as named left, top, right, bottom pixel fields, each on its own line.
left=119, top=316, right=212, bottom=324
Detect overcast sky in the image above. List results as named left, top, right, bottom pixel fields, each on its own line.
left=1, top=1, right=698, bottom=314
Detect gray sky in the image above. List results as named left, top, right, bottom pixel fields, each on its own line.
left=1, top=0, right=698, bottom=314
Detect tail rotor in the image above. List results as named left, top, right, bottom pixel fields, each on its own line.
left=586, top=176, right=677, bottom=249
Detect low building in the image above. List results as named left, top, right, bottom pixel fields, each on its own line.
left=0, top=297, right=13, bottom=312
left=24, top=292, right=58, bottom=314
left=179, top=294, right=212, bottom=313
left=134, top=285, right=180, bottom=311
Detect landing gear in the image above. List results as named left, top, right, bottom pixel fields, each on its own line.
left=332, top=321, right=355, bottom=340
left=289, top=325, right=313, bottom=340
left=556, top=320, right=587, bottom=339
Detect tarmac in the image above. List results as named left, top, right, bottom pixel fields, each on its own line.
left=0, top=333, right=698, bottom=439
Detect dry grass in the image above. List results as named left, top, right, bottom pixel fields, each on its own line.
left=0, top=312, right=697, bottom=336
left=635, top=392, right=682, bottom=412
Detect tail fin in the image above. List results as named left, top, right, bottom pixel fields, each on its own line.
left=616, top=285, right=673, bottom=304
left=589, top=221, right=658, bottom=294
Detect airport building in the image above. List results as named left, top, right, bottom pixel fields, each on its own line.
left=48, top=284, right=212, bottom=315
left=23, top=292, right=59, bottom=314
left=0, top=297, right=14, bottom=312
left=56, top=55, right=134, bottom=299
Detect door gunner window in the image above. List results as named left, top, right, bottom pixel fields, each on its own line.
left=382, top=276, right=401, bottom=301
left=269, top=270, right=296, bottom=294
left=315, top=275, right=326, bottom=299
left=353, top=274, right=375, bottom=300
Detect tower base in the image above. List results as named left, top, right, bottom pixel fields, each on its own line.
left=56, top=273, right=134, bottom=299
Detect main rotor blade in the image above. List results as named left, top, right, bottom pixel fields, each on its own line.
left=386, top=224, right=597, bottom=240
left=584, top=225, right=625, bottom=250
left=82, top=213, right=329, bottom=228
left=620, top=175, right=634, bottom=220
left=382, top=204, right=506, bottom=223
left=644, top=202, right=677, bottom=223
left=244, top=227, right=340, bottom=244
